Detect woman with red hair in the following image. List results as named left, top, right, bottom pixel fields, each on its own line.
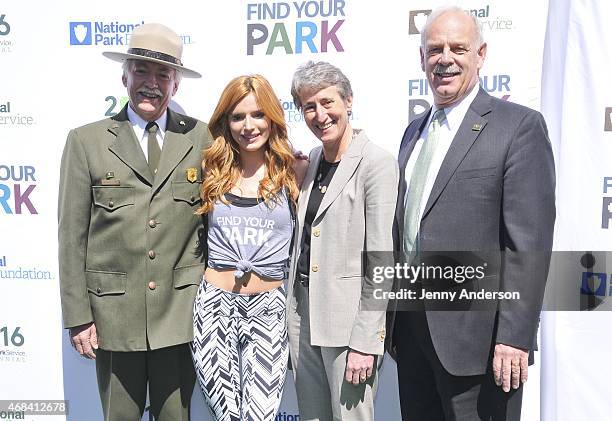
left=191, top=74, right=306, bottom=421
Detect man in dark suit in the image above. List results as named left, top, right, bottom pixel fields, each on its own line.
left=391, top=6, right=555, bottom=420
left=58, top=23, right=211, bottom=421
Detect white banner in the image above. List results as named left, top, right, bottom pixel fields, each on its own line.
left=541, top=0, right=612, bottom=420
left=0, top=1, right=558, bottom=419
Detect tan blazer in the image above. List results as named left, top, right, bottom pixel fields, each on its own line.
left=287, top=131, right=398, bottom=355
left=58, top=106, right=212, bottom=351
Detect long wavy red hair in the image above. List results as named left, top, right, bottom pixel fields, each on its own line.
left=197, top=75, right=298, bottom=214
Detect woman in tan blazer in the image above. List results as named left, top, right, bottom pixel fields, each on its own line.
left=287, top=61, right=399, bottom=420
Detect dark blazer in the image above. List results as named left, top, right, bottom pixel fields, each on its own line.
left=390, top=88, right=555, bottom=376
left=58, top=105, right=212, bottom=351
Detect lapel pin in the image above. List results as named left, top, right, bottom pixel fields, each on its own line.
left=101, top=171, right=120, bottom=185
left=472, top=124, right=482, bottom=131
left=186, top=167, right=198, bottom=183
left=179, top=120, right=186, bottom=126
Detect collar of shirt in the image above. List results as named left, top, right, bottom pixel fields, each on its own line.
left=426, top=83, right=480, bottom=133
left=126, top=105, right=167, bottom=143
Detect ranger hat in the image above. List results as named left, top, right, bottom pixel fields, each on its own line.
left=103, top=23, right=201, bottom=78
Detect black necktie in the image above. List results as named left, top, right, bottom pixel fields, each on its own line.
left=146, top=122, right=161, bottom=174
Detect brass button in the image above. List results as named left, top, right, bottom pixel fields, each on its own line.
left=313, top=228, right=320, bottom=237
left=311, top=264, right=319, bottom=272
left=96, top=287, right=101, bottom=293
left=108, top=201, right=114, bottom=208
left=148, top=281, right=157, bottom=290
left=148, top=219, right=157, bottom=228
left=148, top=250, right=156, bottom=259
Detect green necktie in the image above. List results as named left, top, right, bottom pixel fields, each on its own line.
left=403, top=108, right=446, bottom=255
left=146, top=121, right=161, bottom=175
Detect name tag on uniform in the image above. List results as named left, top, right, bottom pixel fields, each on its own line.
left=101, top=179, right=121, bottom=186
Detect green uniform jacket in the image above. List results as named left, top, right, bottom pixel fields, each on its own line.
left=58, top=105, right=212, bottom=351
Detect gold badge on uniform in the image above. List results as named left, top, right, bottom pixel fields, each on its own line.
left=186, top=168, right=198, bottom=183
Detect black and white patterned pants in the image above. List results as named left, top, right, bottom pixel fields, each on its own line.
left=191, top=280, right=288, bottom=421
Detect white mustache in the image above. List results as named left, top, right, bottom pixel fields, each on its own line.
left=138, top=88, right=163, bottom=97
left=433, top=64, right=461, bottom=75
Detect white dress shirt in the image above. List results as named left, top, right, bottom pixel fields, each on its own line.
left=404, top=84, right=479, bottom=221
left=126, top=106, right=167, bottom=163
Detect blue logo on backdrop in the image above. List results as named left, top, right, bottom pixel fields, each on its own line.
left=579, top=252, right=612, bottom=311
left=68, top=20, right=193, bottom=47
left=69, top=22, right=92, bottom=45
left=68, top=20, right=147, bottom=46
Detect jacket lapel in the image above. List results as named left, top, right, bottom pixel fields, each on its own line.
left=398, top=119, right=427, bottom=180
left=314, top=131, right=367, bottom=221
left=396, top=114, right=429, bottom=235
left=151, top=108, right=194, bottom=195
left=108, top=106, right=154, bottom=185
left=296, top=147, right=321, bottom=249
left=421, top=88, right=492, bottom=219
